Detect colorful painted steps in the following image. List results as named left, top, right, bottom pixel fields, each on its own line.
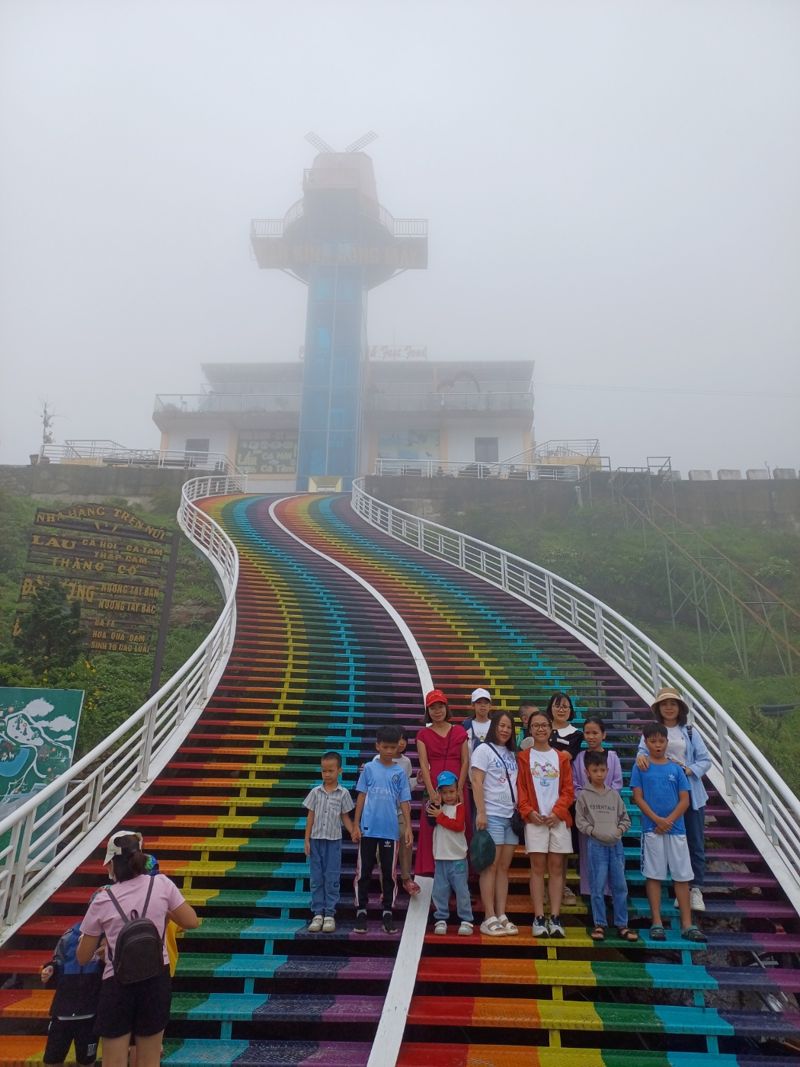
left=2, top=490, right=800, bottom=1067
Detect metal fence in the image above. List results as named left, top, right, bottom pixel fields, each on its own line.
left=373, top=458, right=581, bottom=481
left=0, top=473, right=244, bottom=941
left=351, top=478, right=800, bottom=913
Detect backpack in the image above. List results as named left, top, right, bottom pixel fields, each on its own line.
left=105, top=877, right=164, bottom=985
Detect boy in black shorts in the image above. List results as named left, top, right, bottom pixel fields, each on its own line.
left=40, top=922, right=103, bottom=1066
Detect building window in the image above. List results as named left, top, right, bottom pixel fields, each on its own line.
left=185, top=438, right=210, bottom=461
left=475, top=437, right=499, bottom=463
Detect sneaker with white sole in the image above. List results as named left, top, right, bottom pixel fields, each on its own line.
left=690, top=887, right=706, bottom=911
left=433, top=920, right=448, bottom=935
left=457, top=921, right=474, bottom=936
left=322, top=916, right=336, bottom=932
left=354, top=910, right=368, bottom=934
left=547, top=915, right=566, bottom=938
left=531, top=915, right=548, bottom=937
left=308, top=915, right=324, bottom=932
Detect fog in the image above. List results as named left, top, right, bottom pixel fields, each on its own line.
left=1, top=0, right=798, bottom=474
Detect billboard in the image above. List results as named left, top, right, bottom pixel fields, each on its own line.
left=15, top=504, right=174, bottom=654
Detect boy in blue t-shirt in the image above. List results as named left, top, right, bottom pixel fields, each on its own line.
left=353, top=725, right=412, bottom=934
left=631, top=722, right=706, bottom=943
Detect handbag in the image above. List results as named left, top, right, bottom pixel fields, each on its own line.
left=487, top=744, right=525, bottom=842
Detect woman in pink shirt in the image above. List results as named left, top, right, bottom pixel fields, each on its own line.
left=77, top=830, right=199, bottom=1067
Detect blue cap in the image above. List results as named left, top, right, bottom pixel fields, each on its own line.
left=436, top=770, right=458, bottom=788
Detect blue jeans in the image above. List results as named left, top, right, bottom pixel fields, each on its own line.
left=309, top=838, right=342, bottom=917
left=684, top=805, right=705, bottom=887
left=587, top=837, right=628, bottom=928
left=432, top=858, right=473, bottom=922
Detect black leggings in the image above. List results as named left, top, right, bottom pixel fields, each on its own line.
left=355, top=837, right=397, bottom=911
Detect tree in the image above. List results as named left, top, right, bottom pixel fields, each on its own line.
left=13, top=580, right=83, bottom=672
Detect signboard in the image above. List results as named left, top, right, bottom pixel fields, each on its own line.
left=15, top=504, right=174, bottom=654
left=0, top=688, right=84, bottom=860
left=236, top=430, right=298, bottom=474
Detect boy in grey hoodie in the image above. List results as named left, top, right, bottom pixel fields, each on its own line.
left=575, top=750, right=637, bottom=941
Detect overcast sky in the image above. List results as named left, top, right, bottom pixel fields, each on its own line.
left=1, top=0, right=798, bottom=474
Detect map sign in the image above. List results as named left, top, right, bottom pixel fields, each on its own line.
left=15, top=504, right=174, bottom=654
left=0, top=687, right=84, bottom=860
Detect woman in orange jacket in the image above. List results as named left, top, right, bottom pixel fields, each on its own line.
left=516, top=709, right=575, bottom=938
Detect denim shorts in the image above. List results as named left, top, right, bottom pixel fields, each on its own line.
left=486, top=813, right=518, bottom=846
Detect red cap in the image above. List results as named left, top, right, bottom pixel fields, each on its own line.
left=424, top=688, right=448, bottom=708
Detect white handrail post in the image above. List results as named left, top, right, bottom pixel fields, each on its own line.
left=200, top=643, right=213, bottom=701
left=138, top=703, right=158, bottom=788
left=716, top=716, right=737, bottom=803
left=544, top=574, right=555, bottom=618
left=458, top=535, right=465, bottom=570
left=594, top=602, right=606, bottom=657
left=648, top=646, right=661, bottom=694
left=87, top=768, right=106, bottom=827
left=500, top=552, right=508, bottom=591
left=622, top=634, right=633, bottom=670
left=759, top=781, right=778, bottom=846
left=176, top=682, right=189, bottom=726
left=6, top=811, right=35, bottom=925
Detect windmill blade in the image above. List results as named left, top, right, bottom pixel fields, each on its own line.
left=346, top=130, right=378, bottom=153
left=305, top=132, right=335, bottom=154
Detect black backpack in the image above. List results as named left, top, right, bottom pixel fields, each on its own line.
left=105, top=877, right=164, bottom=985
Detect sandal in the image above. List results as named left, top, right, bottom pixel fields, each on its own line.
left=617, top=927, right=639, bottom=942
left=497, top=914, right=519, bottom=936
left=479, top=917, right=506, bottom=937
left=402, top=878, right=421, bottom=896
left=590, top=925, right=606, bottom=941
left=681, top=925, right=707, bottom=943
left=649, top=925, right=666, bottom=941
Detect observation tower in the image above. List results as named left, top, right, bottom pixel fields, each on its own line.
left=250, top=132, right=428, bottom=491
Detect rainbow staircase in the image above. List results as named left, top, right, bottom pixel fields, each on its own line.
left=1, top=492, right=799, bottom=1065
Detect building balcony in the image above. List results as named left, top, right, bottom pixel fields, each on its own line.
left=154, top=393, right=301, bottom=416
left=363, top=390, right=533, bottom=416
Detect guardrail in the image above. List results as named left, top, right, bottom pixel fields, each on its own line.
left=40, top=441, right=243, bottom=477
left=351, top=478, right=800, bottom=913
left=373, top=459, right=581, bottom=481
left=0, top=473, right=244, bottom=941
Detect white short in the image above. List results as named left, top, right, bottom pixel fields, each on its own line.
left=524, top=819, right=573, bottom=854
left=640, top=832, right=694, bottom=882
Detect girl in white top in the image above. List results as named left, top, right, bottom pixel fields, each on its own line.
left=471, top=711, right=520, bottom=937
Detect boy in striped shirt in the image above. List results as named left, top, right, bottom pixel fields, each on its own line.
left=304, top=751, right=357, bottom=933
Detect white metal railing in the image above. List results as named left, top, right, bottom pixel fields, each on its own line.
left=351, top=478, right=800, bottom=913
left=0, top=473, right=245, bottom=941
left=154, top=393, right=301, bottom=417
left=40, top=440, right=243, bottom=477
left=373, top=458, right=581, bottom=481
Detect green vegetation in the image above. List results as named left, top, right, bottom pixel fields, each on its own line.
left=0, top=489, right=222, bottom=757
left=443, top=500, right=800, bottom=789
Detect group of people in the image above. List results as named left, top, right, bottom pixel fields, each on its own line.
left=305, top=684, right=711, bottom=945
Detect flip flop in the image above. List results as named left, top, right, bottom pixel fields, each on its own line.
left=590, top=925, right=606, bottom=941
left=649, top=925, right=666, bottom=941
left=617, top=927, right=639, bottom=942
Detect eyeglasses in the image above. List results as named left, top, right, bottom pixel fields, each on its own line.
left=531, top=723, right=551, bottom=730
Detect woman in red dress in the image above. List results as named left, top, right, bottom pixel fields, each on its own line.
left=414, top=689, right=471, bottom=877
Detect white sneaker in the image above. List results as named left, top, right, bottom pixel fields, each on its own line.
left=531, top=915, right=547, bottom=937
left=690, top=887, right=706, bottom=912
left=547, top=915, right=566, bottom=938
left=322, top=916, right=336, bottom=932
left=308, top=915, right=324, bottom=932
left=433, top=920, right=447, bottom=935
left=457, top=921, right=474, bottom=936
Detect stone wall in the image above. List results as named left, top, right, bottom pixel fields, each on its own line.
left=0, top=463, right=193, bottom=508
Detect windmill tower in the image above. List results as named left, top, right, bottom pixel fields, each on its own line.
left=251, top=133, right=428, bottom=490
